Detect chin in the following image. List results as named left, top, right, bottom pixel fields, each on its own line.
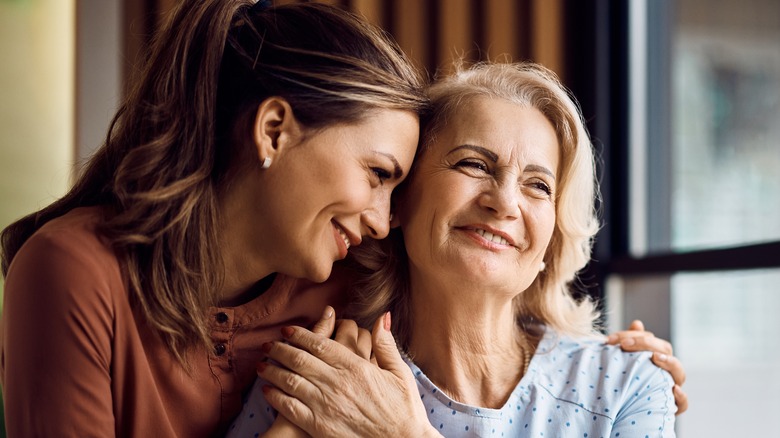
left=303, top=262, right=333, bottom=283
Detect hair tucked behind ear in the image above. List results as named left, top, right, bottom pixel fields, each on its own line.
left=1, top=0, right=426, bottom=367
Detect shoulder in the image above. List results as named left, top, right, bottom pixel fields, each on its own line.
left=529, top=328, right=673, bottom=417
left=4, top=207, right=124, bottom=312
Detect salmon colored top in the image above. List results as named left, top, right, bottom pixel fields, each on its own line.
left=0, top=207, right=346, bottom=437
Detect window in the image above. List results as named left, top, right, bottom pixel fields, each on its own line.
left=603, top=0, right=780, bottom=436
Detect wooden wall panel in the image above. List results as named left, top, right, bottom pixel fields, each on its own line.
left=484, top=0, right=521, bottom=63
left=121, top=0, right=565, bottom=92
left=436, top=0, right=472, bottom=74
left=392, top=0, right=429, bottom=74
left=531, top=0, right=563, bottom=75
left=350, top=0, right=383, bottom=27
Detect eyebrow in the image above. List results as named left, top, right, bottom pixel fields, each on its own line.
left=377, top=152, right=404, bottom=179
left=449, top=144, right=556, bottom=180
left=448, top=144, right=499, bottom=162
left=524, top=164, right=556, bottom=180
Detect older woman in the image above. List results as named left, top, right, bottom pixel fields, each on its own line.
left=235, top=62, right=678, bottom=437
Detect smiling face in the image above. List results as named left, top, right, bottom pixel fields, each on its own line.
left=398, top=96, right=559, bottom=295
left=258, top=108, right=419, bottom=282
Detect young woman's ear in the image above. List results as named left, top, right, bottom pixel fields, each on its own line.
left=389, top=197, right=403, bottom=229
left=252, top=97, right=301, bottom=169
left=389, top=210, right=401, bottom=228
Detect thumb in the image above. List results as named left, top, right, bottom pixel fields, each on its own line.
left=371, top=312, right=406, bottom=375
left=628, top=319, right=645, bottom=332
left=311, top=305, right=336, bottom=337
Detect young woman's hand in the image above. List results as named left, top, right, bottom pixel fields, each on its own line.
left=606, top=320, right=688, bottom=414
left=257, top=309, right=440, bottom=437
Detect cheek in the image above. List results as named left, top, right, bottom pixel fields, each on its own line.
left=536, top=207, right=557, bottom=248
left=338, top=177, right=374, bottom=210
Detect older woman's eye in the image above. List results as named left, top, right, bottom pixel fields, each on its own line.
left=531, top=181, right=553, bottom=196
left=455, top=159, right=489, bottom=173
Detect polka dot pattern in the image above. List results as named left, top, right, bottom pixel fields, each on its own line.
left=404, top=329, right=676, bottom=437
left=225, top=328, right=676, bottom=437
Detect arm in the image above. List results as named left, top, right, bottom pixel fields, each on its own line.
left=257, top=311, right=440, bottom=438
left=2, top=234, right=116, bottom=436
left=606, top=320, right=689, bottom=414
left=611, top=360, right=677, bottom=437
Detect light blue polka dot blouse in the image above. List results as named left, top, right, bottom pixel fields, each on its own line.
left=226, top=328, right=676, bottom=437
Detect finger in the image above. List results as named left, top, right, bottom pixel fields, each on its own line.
left=651, top=352, right=686, bottom=386
left=334, top=319, right=361, bottom=354
left=673, top=384, right=689, bottom=415
left=311, top=306, right=336, bottom=338
left=356, top=327, right=372, bottom=361
left=257, top=356, right=318, bottom=400
left=332, top=319, right=373, bottom=361
left=260, top=338, right=329, bottom=386
left=606, top=329, right=655, bottom=344
left=628, top=319, right=645, bottom=331
left=370, top=312, right=406, bottom=376
left=279, top=325, right=355, bottom=369
left=618, top=334, right=673, bottom=355
left=261, top=385, right=318, bottom=436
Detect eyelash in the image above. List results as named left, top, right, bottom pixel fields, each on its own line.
left=455, top=159, right=489, bottom=173
left=372, top=167, right=392, bottom=185
left=457, top=159, right=553, bottom=196
left=530, top=180, right=553, bottom=196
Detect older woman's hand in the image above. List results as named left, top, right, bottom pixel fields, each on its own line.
left=257, top=311, right=440, bottom=438
left=606, top=320, right=688, bottom=414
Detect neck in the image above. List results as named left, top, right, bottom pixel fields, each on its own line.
left=217, top=174, right=274, bottom=305
left=406, top=273, right=532, bottom=408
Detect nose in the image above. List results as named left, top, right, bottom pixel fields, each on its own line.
left=478, top=178, right=522, bottom=220
left=360, top=191, right=392, bottom=239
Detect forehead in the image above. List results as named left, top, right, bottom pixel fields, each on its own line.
left=431, top=96, right=559, bottom=162
left=354, top=109, right=420, bottom=165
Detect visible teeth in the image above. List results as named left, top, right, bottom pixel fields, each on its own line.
left=337, top=226, right=351, bottom=249
left=475, top=228, right=509, bottom=245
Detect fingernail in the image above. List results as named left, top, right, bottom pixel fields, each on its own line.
left=322, top=306, right=334, bottom=320
left=606, top=334, right=617, bottom=343
left=261, top=342, right=273, bottom=353
left=257, top=362, right=267, bottom=373
left=656, top=352, right=668, bottom=362
left=261, top=385, right=272, bottom=395
left=281, top=326, right=295, bottom=338
left=384, top=312, right=392, bottom=331
left=621, top=338, right=635, bottom=347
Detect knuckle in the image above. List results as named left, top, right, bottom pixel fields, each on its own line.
left=278, top=395, right=298, bottom=416
left=310, top=339, right=329, bottom=356
left=289, top=350, right=309, bottom=369
left=283, top=373, right=301, bottom=392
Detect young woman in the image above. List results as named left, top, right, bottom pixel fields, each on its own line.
left=0, top=1, right=426, bottom=436
left=231, top=62, right=683, bottom=437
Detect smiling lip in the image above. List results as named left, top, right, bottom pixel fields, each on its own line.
left=459, top=225, right=517, bottom=249
left=332, top=221, right=360, bottom=259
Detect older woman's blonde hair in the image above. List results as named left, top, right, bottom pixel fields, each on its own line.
left=346, top=62, right=602, bottom=349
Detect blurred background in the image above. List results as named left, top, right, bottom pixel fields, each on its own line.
left=1, top=0, right=778, bottom=436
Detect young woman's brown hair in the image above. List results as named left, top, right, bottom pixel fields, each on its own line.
left=1, top=0, right=425, bottom=365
